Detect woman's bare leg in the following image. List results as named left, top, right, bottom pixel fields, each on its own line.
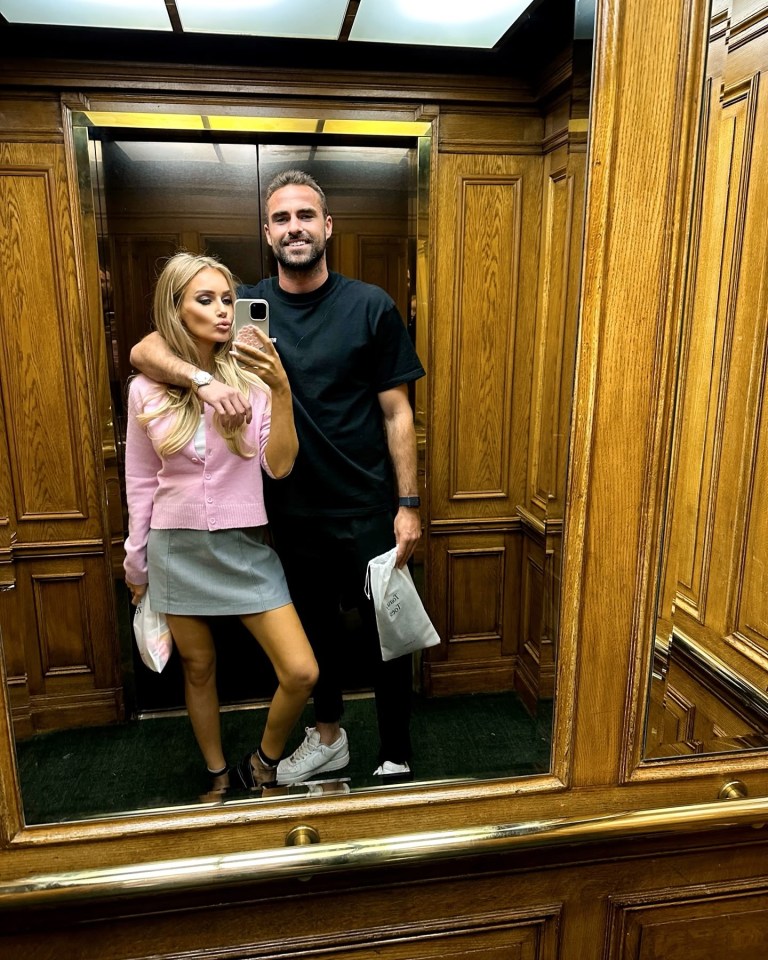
left=239, top=603, right=318, bottom=762
left=165, top=614, right=225, bottom=772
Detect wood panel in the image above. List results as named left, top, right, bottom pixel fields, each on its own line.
left=658, top=1, right=768, bottom=695
left=527, top=140, right=585, bottom=521
left=425, top=150, right=540, bottom=695
left=0, top=355, right=14, bottom=593
left=0, top=140, right=121, bottom=733
left=358, top=236, right=410, bottom=326
left=3, top=830, right=768, bottom=958
left=608, top=884, right=768, bottom=959
left=0, top=94, right=64, bottom=140
left=646, top=627, right=768, bottom=757
left=516, top=523, right=556, bottom=711
left=430, top=152, right=540, bottom=521
left=0, top=163, right=88, bottom=524
left=426, top=530, right=521, bottom=695
left=110, top=235, right=181, bottom=383
left=517, top=103, right=587, bottom=710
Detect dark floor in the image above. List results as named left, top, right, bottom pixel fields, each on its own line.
left=16, top=692, right=553, bottom=824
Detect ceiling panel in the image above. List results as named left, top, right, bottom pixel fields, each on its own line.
left=349, top=0, right=531, bottom=48
left=174, top=0, right=348, bottom=39
left=0, top=0, right=542, bottom=48
left=0, top=0, right=172, bottom=31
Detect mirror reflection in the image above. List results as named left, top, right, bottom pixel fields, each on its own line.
left=8, top=0, right=594, bottom=824
left=644, top=0, right=768, bottom=760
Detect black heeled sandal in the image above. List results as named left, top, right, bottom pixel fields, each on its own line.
left=235, top=751, right=278, bottom=791
left=199, top=765, right=230, bottom=803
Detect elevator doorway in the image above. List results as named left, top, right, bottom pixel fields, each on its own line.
left=89, top=128, right=425, bottom=714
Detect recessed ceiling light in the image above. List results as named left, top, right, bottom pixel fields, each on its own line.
left=0, top=0, right=172, bottom=31
left=350, top=0, right=531, bottom=48
left=174, top=0, right=348, bottom=39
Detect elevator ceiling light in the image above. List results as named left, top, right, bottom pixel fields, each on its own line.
left=350, top=0, right=531, bottom=48
left=81, top=112, right=431, bottom=138
left=0, top=0, right=172, bottom=31
left=81, top=112, right=206, bottom=130
left=174, top=0, right=348, bottom=39
left=0, top=0, right=539, bottom=46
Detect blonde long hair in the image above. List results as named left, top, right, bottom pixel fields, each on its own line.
left=136, top=251, right=265, bottom=458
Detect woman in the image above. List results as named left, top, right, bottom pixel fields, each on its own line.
left=123, top=251, right=318, bottom=800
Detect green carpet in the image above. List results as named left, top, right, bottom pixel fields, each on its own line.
left=16, top=692, right=553, bottom=824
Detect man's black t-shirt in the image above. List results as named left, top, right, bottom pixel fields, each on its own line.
left=238, top=272, right=425, bottom=518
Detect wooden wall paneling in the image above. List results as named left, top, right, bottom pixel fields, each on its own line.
left=527, top=137, right=586, bottom=522
left=607, top=882, right=768, bottom=959
left=425, top=148, right=541, bottom=695
left=426, top=529, right=522, bottom=696
left=516, top=521, right=552, bottom=712
left=0, top=139, right=121, bottom=734
left=4, top=827, right=768, bottom=958
left=736, top=386, right=768, bottom=671
left=517, top=109, right=587, bottom=711
left=564, top=0, right=710, bottom=785
left=0, top=141, right=104, bottom=540
left=0, top=868, right=567, bottom=959
left=715, top=9, right=768, bottom=682
left=332, top=230, right=359, bottom=278
left=109, top=235, right=182, bottom=384
left=14, top=554, right=123, bottom=731
left=0, top=588, right=33, bottom=739
left=656, top=13, right=728, bottom=645
left=0, top=94, right=65, bottom=141
left=429, top=152, right=541, bottom=523
left=665, top=666, right=758, bottom=747
left=528, top=147, right=574, bottom=518
left=0, top=368, right=30, bottom=733
left=663, top=686, right=697, bottom=748
left=359, top=236, right=410, bottom=325
left=0, top=148, right=90, bottom=532
left=0, top=612, right=23, bottom=848
left=670, top=74, right=755, bottom=635
left=0, top=379, right=13, bottom=591
left=437, top=109, right=543, bottom=156
left=659, top=3, right=768, bottom=694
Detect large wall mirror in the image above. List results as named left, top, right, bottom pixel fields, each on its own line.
left=643, top=0, right=768, bottom=763
left=4, top=0, right=595, bottom=828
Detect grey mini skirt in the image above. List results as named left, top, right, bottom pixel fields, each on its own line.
left=147, top=526, right=292, bottom=616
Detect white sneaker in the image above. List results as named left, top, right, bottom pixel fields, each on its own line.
left=373, top=760, right=411, bottom=776
left=276, top=727, right=350, bottom=784
left=306, top=781, right=351, bottom=796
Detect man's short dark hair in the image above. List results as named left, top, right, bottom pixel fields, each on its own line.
left=265, top=169, right=328, bottom=216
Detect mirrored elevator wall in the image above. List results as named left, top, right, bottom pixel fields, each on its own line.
left=91, top=132, right=417, bottom=713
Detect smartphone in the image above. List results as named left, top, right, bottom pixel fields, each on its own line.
left=234, top=298, right=270, bottom=340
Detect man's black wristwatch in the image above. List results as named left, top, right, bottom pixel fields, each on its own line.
left=398, top=496, right=421, bottom=508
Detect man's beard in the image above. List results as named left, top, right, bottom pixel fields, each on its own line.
left=273, top=236, right=326, bottom=272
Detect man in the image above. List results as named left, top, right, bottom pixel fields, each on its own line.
left=130, top=169, right=425, bottom=782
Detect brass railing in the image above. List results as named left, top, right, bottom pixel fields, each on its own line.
left=2, top=795, right=766, bottom=909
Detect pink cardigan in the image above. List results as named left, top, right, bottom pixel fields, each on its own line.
left=123, top=374, right=276, bottom=586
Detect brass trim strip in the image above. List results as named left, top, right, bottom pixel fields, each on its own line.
left=672, top=630, right=768, bottom=724
left=2, top=796, right=767, bottom=910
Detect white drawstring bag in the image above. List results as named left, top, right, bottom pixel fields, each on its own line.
left=364, top=548, right=441, bottom=661
left=133, top=593, right=173, bottom=672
